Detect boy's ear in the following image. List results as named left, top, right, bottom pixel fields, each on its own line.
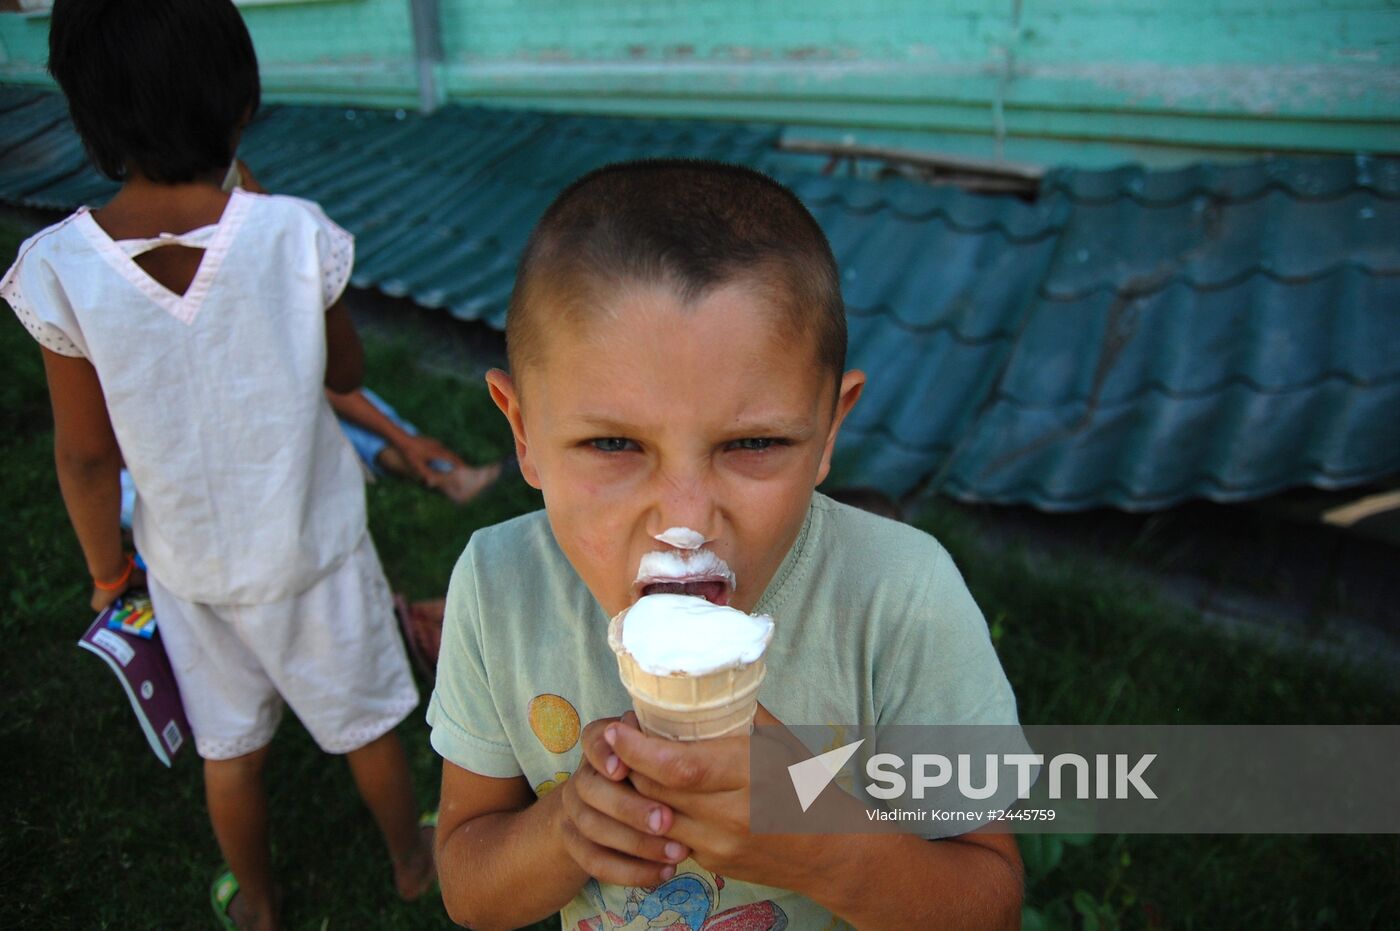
left=484, top=368, right=542, bottom=489
left=815, top=369, right=866, bottom=486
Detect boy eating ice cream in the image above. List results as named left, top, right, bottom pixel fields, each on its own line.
left=427, top=160, right=1022, bottom=929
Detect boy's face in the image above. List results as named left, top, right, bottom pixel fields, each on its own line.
left=487, top=278, right=864, bottom=619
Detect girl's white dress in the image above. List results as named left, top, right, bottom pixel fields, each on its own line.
left=2, top=190, right=418, bottom=758
left=2, top=189, right=364, bottom=605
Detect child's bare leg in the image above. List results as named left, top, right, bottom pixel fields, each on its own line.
left=374, top=446, right=414, bottom=482
left=345, top=730, right=435, bottom=899
left=376, top=446, right=502, bottom=505
left=205, top=745, right=283, bottom=931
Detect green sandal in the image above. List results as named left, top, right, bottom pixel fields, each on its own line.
left=210, top=867, right=239, bottom=931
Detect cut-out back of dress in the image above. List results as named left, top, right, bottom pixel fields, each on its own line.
left=117, top=226, right=219, bottom=299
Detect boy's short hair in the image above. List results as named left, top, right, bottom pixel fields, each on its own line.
left=48, top=0, right=260, bottom=183
left=507, top=159, right=846, bottom=384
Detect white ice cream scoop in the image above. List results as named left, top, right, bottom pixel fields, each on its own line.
left=607, top=593, right=775, bottom=740
left=620, top=593, right=773, bottom=676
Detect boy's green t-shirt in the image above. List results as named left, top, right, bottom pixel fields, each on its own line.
left=428, top=492, right=1018, bottom=931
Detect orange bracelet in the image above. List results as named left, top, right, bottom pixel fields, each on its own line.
left=93, top=554, right=134, bottom=591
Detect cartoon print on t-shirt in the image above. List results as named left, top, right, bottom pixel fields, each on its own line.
left=530, top=692, right=582, bottom=753
left=575, top=864, right=789, bottom=930
left=529, top=692, right=583, bottom=795
left=528, top=693, right=788, bottom=929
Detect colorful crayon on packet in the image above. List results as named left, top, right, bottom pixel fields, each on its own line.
left=105, top=592, right=157, bottom=639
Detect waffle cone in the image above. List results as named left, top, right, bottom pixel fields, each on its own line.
left=607, top=611, right=767, bottom=741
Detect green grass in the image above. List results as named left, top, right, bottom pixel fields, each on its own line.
left=1, top=216, right=1396, bottom=930
left=917, top=479, right=1400, bottom=930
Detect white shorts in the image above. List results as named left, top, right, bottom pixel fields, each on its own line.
left=147, top=533, right=419, bottom=760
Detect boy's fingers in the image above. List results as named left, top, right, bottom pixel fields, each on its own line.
left=567, top=795, right=689, bottom=866
left=572, top=760, right=675, bottom=840
left=581, top=717, right=630, bottom=781
left=627, top=771, right=748, bottom=835
left=652, top=808, right=722, bottom=859
left=626, top=770, right=706, bottom=812
left=606, top=724, right=747, bottom=791
left=559, top=820, right=681, bottom=888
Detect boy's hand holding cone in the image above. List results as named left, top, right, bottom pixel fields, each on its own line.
left=552, top=711, right=688, bottom=887
left=598, top=704, right=859, bottom=890
left=577, top=592, right=832, bottom=887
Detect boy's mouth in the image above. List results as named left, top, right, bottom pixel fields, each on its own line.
left=633, top=549, right=736, bottom=606
left=639, top=578, right=732, bottom=606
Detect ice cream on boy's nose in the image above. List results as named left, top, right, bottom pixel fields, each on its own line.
left=653, top=527, right=711, bottom=550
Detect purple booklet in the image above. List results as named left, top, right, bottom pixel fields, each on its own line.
left=78, top=597, right=190, bottom=767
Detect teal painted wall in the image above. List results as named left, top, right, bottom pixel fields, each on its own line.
left=3, top=1, right=1397, bottom=167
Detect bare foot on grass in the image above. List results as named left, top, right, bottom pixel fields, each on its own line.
left=225, top=885, right=284, bottom=931
left=393, top=824, right=437, bottom=901
left=431, top=461, right=504, bottom=505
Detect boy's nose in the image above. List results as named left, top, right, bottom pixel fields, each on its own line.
left=652, top=478, right=719, bottom=545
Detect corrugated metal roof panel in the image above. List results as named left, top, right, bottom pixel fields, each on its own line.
left=940, top=163, right=1400, bottom=510
left=0, top=88, right=106, bottom=210
left=1007, top=271, right=1400, bottom=406
left=1042, top=155, right=1400, bottom=205
left=1045, top=190, right=1400, bottom=298
left=1, top=87, right=1395, bottom=512
left=239, top=103, right=782, bottom=325
left=945, top=378, right=1396, bottom=511
left=796, top=176, right=1070, bottom=498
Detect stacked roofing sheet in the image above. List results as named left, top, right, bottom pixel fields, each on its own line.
left=780, top=172, right=1072, bottom=501
left=942, top=157, right=1400, bottom=509
left=1, top=85, right=1396, bottom=511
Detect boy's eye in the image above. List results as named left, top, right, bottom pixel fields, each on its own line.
left=589, top=437, right=638, bottom=453
left=728, top=437, right=782, bottom=452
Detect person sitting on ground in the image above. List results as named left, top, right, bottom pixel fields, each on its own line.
left=221, top=142, right=504, bottom=508
left=118, top=386, right=504, bottom=526
left=329, top=386, right=504, bottom=504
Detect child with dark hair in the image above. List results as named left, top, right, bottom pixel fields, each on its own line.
left=428, top=159, right=1022, bottom=928
left=2, top=2, right=433, bottom=928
